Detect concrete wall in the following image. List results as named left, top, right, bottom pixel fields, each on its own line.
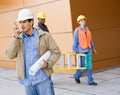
left=70, top=0, right=120, bottom=71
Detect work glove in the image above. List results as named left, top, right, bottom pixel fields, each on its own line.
left=72, top=52, right=77, bottom=56
left=92, top=49, right=97, bottom=54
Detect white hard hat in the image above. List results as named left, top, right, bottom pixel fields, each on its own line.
left=16, top=8, right=34, bottom=21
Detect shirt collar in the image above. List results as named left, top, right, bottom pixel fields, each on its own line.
left=80, top=25, right=87, bottom=32
left=23, top=28, right=37, bottom=38
left=80, top=25, right=87, bottom=29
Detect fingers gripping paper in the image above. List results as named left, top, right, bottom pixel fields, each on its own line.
left=29, top=51, right=51, bottom=76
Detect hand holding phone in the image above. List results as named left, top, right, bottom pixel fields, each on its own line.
left=13, top=21, right=20, bottom=39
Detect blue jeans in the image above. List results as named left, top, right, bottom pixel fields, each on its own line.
left=24, top=77, right=55, bottom=95
left=74, top=54, right=94, bottom=84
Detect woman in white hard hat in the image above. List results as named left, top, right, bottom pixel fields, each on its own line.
left=72, top=15, right=97, bottom=86
left=6, top=8, right=60, bottom=95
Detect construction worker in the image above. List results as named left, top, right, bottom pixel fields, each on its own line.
left=72, top=15, right=97, bottom=86
left=6, top=8, right=61, bottom=95
left=34, top=12, right=49, bottom=32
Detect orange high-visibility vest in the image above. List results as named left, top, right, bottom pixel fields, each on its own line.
left=77, top=27, right=92, bottom=49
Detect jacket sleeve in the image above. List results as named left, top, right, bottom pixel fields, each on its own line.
left=72, top=28, right=79, bottom=52
left=46, top=34, right=61, bottom=68
left=6, top=37, right=20, bottom=59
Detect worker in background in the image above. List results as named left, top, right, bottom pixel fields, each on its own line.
left=34, top=12, right=49, bottom=32
left=72, top=15, right=97, bottom=86
left=6, top=8, right=61, bottom=95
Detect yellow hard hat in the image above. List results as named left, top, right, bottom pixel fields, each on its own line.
left=77, top=15, right=87, bottom=23
left=37, top=12, right=46, bottom=19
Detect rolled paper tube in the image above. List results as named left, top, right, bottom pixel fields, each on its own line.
left=29, top=51, right=51, bottom=76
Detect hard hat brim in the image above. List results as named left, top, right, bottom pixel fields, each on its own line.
left=16, top=17, right=34, bottom=22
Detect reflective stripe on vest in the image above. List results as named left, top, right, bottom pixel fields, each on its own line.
left=77, top=27, right=92, bottom=49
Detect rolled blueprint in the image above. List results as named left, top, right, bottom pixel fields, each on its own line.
left=29, top=51, right=51, bottom=76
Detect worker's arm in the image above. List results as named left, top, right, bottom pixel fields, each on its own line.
left=6, top=21, right=21, bottom=59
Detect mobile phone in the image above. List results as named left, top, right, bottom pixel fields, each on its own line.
left=14, top=21, right=19, bottom=30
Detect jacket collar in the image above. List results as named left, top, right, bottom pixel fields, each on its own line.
left=19, top=28, right=46, bottom=39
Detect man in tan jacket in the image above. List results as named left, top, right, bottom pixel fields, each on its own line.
left=6, top=8, right=61, bottom=95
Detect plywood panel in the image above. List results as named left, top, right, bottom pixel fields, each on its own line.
left=51, top=33, right=73, bottom=52
left=30, top=0, right=72, bottom=33
left=93, top=57, right=120, bottom=71
left=0, top=60, right=16, bottom=69
left=92, top=28, right=120, bottom=61
left=0, top=0, right=23, bottom=12
left=0, top=11, right=19, bottom=36
left=0, top=38, right=11, bottom=59
left=70, top=0, right=120, bottom=30
left=23, top=0, right=55, bottom=7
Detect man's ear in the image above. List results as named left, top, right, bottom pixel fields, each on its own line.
left=30, top=20, right=34, bottom=26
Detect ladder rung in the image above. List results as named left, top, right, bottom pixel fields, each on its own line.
left=54, top=52, right=87, bottom=70
left=54, top=67, right=86, bottom=70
